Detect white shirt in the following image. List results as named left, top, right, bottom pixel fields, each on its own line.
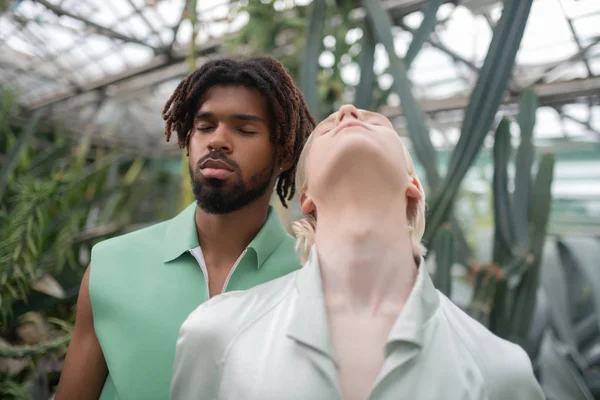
left=171, top=247, right=545, bottom=400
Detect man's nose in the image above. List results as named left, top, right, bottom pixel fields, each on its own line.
left=207, top=124, right=232, bottom=153
left=335, top=104, right=363, bottom=124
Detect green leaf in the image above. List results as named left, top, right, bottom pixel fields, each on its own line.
left=492, top=118, right=515, bottom=265
left=511, top=153, right=555, bottom=345
left=122, top=158, right=145, bottom=185
left=513, top=88, right=537, bottom=250
left=355, top=19, right=376, bottom=110
left=530, top=153, right=555, bottom=260
left=433, top=225, right=454, bottom=296
left=0, top=108, right=46, bottom=200
left=360, top=0, right=473, bottom=265
left=488, top=277, right=509, bottom=338
left=557, top=238, right=600, bottom=345
left=26, top=232, right=38, bottom=259
left=424, top=0, right=535, bottom=244
left=299, top=0, right=327, bottom=118
left=362, top=0, right=439, bottom=188
left=404, top=0, right=445, bottom=68
left=517, top=88, right=537, bottom=137
left=541, top=245, right=580, bottom=359
left=0, top=333, right=71, bottom=358
left=467, top=267, right=499, bottom=327
left=27, top=142, right=71, bottom=177
left=539, top=333, right=595, bottom=400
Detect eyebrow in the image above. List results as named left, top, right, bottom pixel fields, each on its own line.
left=194, top=111, right=265, bottom=123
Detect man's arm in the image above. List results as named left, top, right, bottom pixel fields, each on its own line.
left=55, top=265, right=107, bottom=400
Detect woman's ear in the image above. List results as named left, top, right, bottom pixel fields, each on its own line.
left=300, top=192, right=316, bottom=216
left=406, top=175, right=423, bottom=201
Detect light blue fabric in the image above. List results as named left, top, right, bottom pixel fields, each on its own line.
left=172, top=247, right=545, bottom=400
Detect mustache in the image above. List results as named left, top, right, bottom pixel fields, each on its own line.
left=196, top=152, right=238, bottom=171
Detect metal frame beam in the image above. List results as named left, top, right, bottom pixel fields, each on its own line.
left=31, top=0, right=161, bottom=52
left=380, top=77, right=600, bottom=117
left=24, top=0, right=443, bottom=110
left=7, top=0, right=600, bottom=157
left=27, top=37, right=220, bottom=109
left=559, top=111, right=600, bottom=138
left=556, top=0, right=594, bottom=77
left=533, top=38, right=600, bottom=85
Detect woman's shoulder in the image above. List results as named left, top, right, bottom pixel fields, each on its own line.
left=179, top=271, right=298, bottom=341
left=438, top=295, right=544, bottom=399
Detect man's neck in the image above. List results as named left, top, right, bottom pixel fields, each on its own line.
left=315, top=196, right=418, bottom=318
left=194, top=195, right=271, bottom=268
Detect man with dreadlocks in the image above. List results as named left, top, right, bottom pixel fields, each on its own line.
left=55, top=57, right=315, bottom=400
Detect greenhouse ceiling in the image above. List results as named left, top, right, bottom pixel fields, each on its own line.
left=0, top=0, right=599, bottom=160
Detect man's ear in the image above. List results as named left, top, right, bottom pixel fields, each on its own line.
left=278, top=154, right=294, bottom=174
left=406, top=175, right=423, bottom=201
left=300, top=192, right=316, bottom=216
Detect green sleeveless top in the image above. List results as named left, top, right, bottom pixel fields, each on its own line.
left=89, top=202, right=301, bottom=399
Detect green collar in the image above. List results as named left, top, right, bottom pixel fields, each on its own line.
left=163, top=202, right=288, bottom=269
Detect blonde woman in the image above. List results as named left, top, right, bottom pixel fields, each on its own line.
left=171, top=105, right=544, bottom=400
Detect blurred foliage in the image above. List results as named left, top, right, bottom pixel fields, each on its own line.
left=178, top=0, right=199, bottom=214
left=225, top=0, right=391, bottom=120
left=0, top=87, right=176, bottom=398
left=538, top=238, right=600, bottom=399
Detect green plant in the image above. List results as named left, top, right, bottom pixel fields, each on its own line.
left=0, top=88, right=173, bottom=397
left=432, top=225, right=454, bottom=296
left=536, top=237, right=600, bottom=400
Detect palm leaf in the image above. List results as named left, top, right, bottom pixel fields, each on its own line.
left=492, top=118, right=516, bottom=265
left=362, top=0, right=439, bottom=189
left=0, top=109, right=46, bottom=200
left=355, top=19, right=376, bottom=110
left=424, top=0, right=534, bottom=244
left=404, top=0, right=445, bottom=68
left=513, top=88, right=537, bottom=250
left=299, top=0, right=327, bottom=118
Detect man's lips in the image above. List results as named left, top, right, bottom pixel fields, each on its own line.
left=333, top=120, right=370, bottom=135
left=199, top=158, right=234, bottom=179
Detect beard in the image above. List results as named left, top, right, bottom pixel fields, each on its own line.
left=190, top=156, right=275, bottom=215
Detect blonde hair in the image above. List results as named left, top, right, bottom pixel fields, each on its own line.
left=291, top=133, right=427, bottom=264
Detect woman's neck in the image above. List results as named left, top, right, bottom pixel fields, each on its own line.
left=314, top=198, right=418, bottom=318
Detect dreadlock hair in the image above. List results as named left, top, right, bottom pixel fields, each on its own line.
left=162, top=56, right=316, bottom=208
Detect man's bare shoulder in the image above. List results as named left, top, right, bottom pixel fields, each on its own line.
left=92, top=219, right=168, bottom=254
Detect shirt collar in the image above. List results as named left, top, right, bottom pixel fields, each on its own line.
left=287, top=245, right=440, bottom=358
left=384, top=253, right=440, bottom=352
left=247, top=206, right=288, bottom=269
left=163, top=202, right=288, bottom=269
left=163, top=202, right=199, bottom=263
left=286, top=247, right=335, bottom=360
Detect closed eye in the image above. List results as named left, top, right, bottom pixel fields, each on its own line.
left=196, top=126, right=213, bottom=132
